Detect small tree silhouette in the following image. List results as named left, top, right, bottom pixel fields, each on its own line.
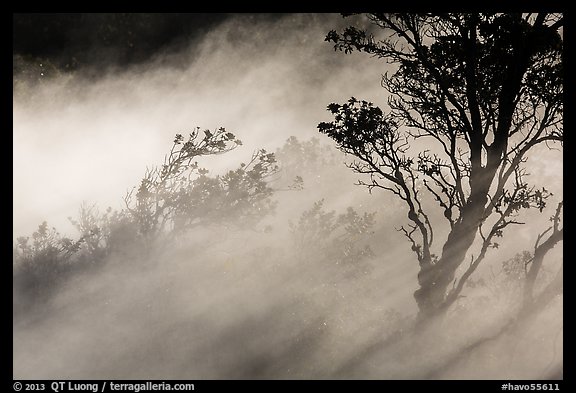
left=124, top=127, right=242, bottom=239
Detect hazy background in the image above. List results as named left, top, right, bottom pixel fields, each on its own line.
left=13, top=13, right=563, bottom=380
left=14, top=13, right=388, bottom=238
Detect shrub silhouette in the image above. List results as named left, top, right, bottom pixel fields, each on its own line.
left=14, top=222, right=83, bottom=306
left=290, top=199, right=376, bottom=277
left=14, top=127, right=282, bottom=309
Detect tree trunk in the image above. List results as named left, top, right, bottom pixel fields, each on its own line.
left=523, top=228, right=563, bottom=307
left=414, top=195, right=487, bottom=319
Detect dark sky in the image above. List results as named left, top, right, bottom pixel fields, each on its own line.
left=13, top=13, right=288, bottom=71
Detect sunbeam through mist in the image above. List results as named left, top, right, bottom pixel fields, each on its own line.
left=13, top=13, right=563, bottom=381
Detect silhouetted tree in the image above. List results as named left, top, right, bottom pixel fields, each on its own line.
left=520, top=202, right=563, bottom=313
left=319, top=13, right=563, bottom=319
left=124, top=127, right=241, bottom=239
